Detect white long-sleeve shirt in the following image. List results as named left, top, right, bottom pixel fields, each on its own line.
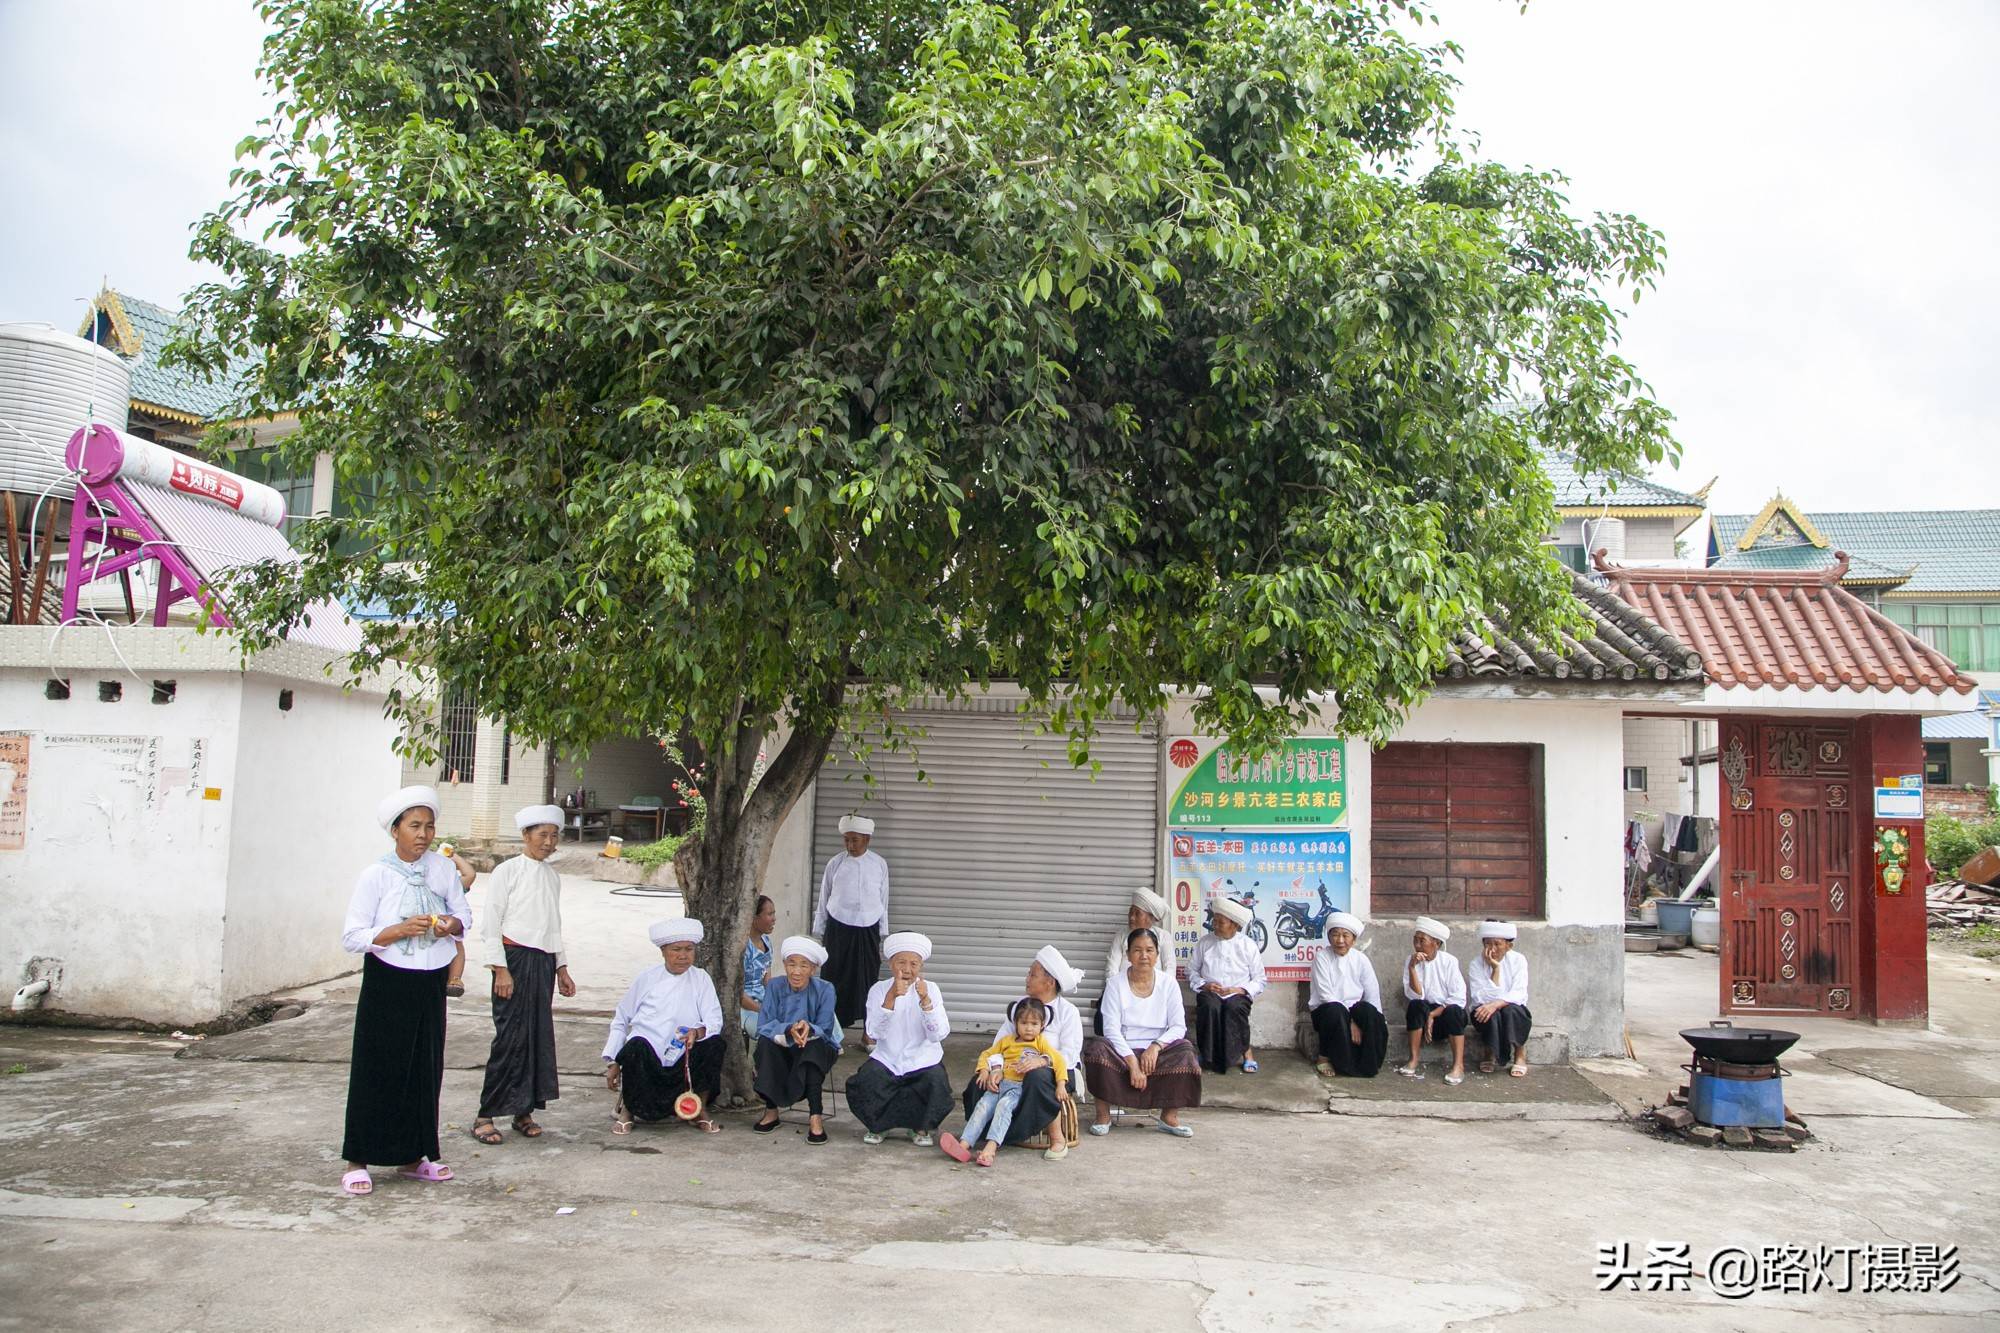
left=478, top=854, right=566, bottom=969
left=1187, top=932, right=1266, bottom=998
left=1098, top=967, right=1187, bottom=1059
left=813, top=850, right=890, bottom=936
left=992, top=994, right=1084, bottom=1091
left=603, top=964, right=724, bottom=1065
left=1105, top=926, right=1175, bottom=992
left=1308, top=947, right=1382, bottom=1012
left=341, top=852, right=471, bottom=971
left=1403, top=952, right=1468, bottom=1008
left=863, top=977, right=950, bottom=1075
left=1466, top=951, right=1530, bottom=1008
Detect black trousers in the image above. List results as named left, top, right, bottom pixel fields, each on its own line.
left=754, top=1035, right=839, bottom=1116
left=1311, top=1000, right=1389, bottom=1077
left=616, top=1034, right=724, bottom=1122
left=1194, top=990, right=1254, bottom=1073
left=1472, top=1003, right=1533, bottom=1061
left=1405, top=1000, right=1468, bottom=1037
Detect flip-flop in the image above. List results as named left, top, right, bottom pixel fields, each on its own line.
left=1154, top=1121, right=1194, bottom=1138
left=1397, top=1065, right=1426, bottom=1079
left=340, top=1169, right=373, bottom=1196
left=694, top=1119, right=722, bottom=1134
left=938, top=1132, right=973, bottom=1163
left=396, top=1160, right=454, bottom=1182
left=1444, top=1072, right=1465, bottom=1086
left=1241, top=1059, right=1260, bottom=1073
left=973, top=1152, right=995, bottom=1168
left=1510, top=1064, right=1528, bottom=1078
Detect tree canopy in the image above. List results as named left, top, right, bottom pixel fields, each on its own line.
left=183, top=0, right=1672, bottom=769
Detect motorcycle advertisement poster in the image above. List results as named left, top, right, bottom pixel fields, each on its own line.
left=1165, top=830, right=1352, bottom=981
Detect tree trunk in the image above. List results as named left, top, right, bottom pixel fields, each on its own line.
left=542, top=743, right=557, bottom=805
left=674, top=692, right=840, bottom=1103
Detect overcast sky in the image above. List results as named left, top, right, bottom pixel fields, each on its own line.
left=2, top=0, right=1993, bottom=518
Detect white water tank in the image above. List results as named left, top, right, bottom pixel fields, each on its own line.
left=0, top=323, right=131, bottom=501
left=1585, top=515, right=1626, bottom=567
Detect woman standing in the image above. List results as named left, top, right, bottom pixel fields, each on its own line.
left=740, top=895, right=777, bottom=1047
left=472, top=804, right=575, bottom=1145
left=338, top=786, right=474, bottom=1196
left=1082, top=929, right=1200, bottom=1138
left=961, top=946, right=1085, bottom=1159
left=1307, top=912, right=1387, bottom=1078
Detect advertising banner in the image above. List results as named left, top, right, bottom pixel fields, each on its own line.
left=1166, top=829, right=1352, bottom=981
left=1164, top=736, right=1348, bottom=828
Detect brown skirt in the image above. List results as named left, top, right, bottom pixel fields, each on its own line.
left=1082, top=1036, right=1202, bottom=1110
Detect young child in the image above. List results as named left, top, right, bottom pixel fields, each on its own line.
left=940, top=997, right=1068, bottom=1167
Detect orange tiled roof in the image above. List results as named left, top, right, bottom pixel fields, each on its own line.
left=1600, top=554, right=1977, bottom=696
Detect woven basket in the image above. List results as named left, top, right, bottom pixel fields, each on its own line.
left=1019, top=1096, right=1082, bottom=1150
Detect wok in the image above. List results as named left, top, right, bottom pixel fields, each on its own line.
left=1679, top=1019, right=1799, bottom=1064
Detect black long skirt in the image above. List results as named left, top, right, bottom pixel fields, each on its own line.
left=845, top=1059, right=952, bottom=1133
left=822, top=918, right=883, bottom=1028
left=478, top=944, right=560, bottom=1119
left=1406, top=1000, right=1468, bottom=1038
left=1311, top=1000, right=1389, bottom=1077
left=754, top=1036, right=840, bottom=1116
left=960, top=1064, right=1063, bottom=1145
left=341, top=953, right=448, bottom=1166
left=1473, top=1003, right=1533, bottom=1062
left=616, top=1034, right=725, bottom=1122
left=1194, top=990, right=1254, bottom=1073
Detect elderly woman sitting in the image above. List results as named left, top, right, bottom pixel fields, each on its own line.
left=961, top=946, right=1085, bottom=1160
left=1400, top=916, right=1468, bottom=1084
left=844, top=932, right=953, bottom=1146
left=603, top=919, right=725, bottom=1135
left=1468, top=921, right=1532, bottom=1077
left=1307, top=911, right=1387, bottom=1078
left=1188, top=897, right=1265, bottom=1074
left=752, top=935, right=841, bottom=1145
left=1082, top=928, right=1200, bottom=1138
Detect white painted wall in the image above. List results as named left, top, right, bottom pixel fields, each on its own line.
left=222, top=672, right=402, bottom=1003
left=1, top=669, right=240, bottom=1022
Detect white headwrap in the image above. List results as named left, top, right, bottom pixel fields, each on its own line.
left=376, top=785, right=440, bottom=832
left=514, top=803, right=564, bottom=833
left=649, top=918, right=705, bottom=946
left=1479, top=920, right=1518, bottom=941
left=1413, top=915, right=1451, bottom=943
left=781, top=935, right=828, bottom=967
left=882, top=931, right=932, bottom=961
left=837, top=814, right=876, bottom=836
left=1131, top=886, right=1169, bottom=920
left=1213, top=897, right=1253, bottom=929
left=1034, top=945, right=1084, bottom=995
left=1327, top=911, right=1364, bottom=937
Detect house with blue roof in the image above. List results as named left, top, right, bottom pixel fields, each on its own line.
left=1544, top=452, right=1708, bottom=570
left=1710, top=495, right=2000, bottom=791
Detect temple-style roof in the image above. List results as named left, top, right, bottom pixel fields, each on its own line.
left=1711, top=500, right=2000, bottom=596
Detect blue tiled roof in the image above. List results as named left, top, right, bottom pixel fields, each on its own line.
left=1923, top=710, right=1993, bottom=741
left=1713, top=509, right=2000, bottom=595
left=86, top=291, right=258, bottom=422
left=1542, top=452, right=1703, bottom=509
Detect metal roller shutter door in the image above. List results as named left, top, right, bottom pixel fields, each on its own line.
left=812, top=705, right=1160, bottom=1030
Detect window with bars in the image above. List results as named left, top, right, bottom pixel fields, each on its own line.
left=439, top=685, right=478, bottom=783
left=1881, top=602, right=2000, bottom=672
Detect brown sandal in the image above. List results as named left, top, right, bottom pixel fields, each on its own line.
left=471, top=1119, right=503, bottom=1145
left=512, top=1115, right=543, bottom=1138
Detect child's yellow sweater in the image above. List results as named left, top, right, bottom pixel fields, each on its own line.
left=977, top=1032, right=1067, bottom=1086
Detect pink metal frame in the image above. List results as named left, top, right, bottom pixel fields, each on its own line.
left=58, top=480, right=232, bottom=629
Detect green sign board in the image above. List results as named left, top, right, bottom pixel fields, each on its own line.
left=1164, top=736, right=1348, bottom=828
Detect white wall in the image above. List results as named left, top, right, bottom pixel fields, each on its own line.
left=1621, top=716, right=1696, bottom=848
left=0, top=668, right=241, bottom=1022
left=1554, top=514, right=1685, bottom=564
left=222, top=671, right=402, bottom=1003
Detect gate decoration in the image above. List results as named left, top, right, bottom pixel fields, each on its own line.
left=1719, top=719, right=1858, bottom=1016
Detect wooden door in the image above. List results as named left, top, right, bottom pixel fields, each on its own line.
left=1718, top=720, right=1857, bottom=1016
left=1372, top=743, right=1542, bottom=918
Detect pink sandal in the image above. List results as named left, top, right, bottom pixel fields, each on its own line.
left=341, top=1169, right=373, bottom=1196
left=396, top=1160, right=455, bottom=1183
left=938, top=1132, right=972, bottom=1163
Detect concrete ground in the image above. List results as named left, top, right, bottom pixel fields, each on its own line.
left=3, top=894, right=1998, bottom=1330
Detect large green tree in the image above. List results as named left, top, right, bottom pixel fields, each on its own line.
left=179, top=0, right=1671, bottom=1089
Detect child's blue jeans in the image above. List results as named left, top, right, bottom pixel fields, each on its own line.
left=962, top=1080, right=1024, bottom=1146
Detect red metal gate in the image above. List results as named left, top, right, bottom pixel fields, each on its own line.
left=1718, top=719, right=1857, bottom=1016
